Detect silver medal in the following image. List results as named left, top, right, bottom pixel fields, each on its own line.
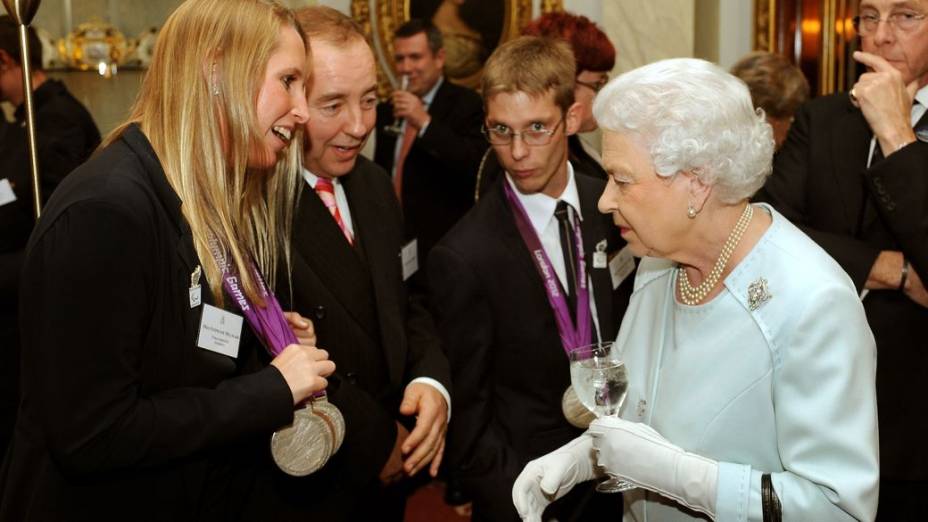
left=561, top=385, right=596, bottom=429
left=270, top=398, right=345, bottom=477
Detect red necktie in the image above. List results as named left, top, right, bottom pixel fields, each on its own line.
left=315, top=178, right=353, bottom=245
left=393, top=123, right=417, bottom=201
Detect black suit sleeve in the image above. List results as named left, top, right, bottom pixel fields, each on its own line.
left=865, top=141, right=928, bottom=283
left=428, top=243, right=522, bottom=514
left=755, top=103, right=881, bottom=290
left=403, top=289, right=452, bottom=390
left=20, top=201, right=294, bottom=475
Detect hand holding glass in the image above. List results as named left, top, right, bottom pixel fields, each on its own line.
left=383, top=74, right=409, bottom=136
left=567, top=341, right=634, bottom=493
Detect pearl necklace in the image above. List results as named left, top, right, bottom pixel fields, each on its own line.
left=677, top=203, right=754, bottom=305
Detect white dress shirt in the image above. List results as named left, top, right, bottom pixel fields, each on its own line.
left=505, top=162, right=603, bottom=342
left=301, top=168, right=452, bottom=416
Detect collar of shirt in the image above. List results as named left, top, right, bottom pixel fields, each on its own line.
left=505, top=161, right=582, bottom=236
left=913, top=84, right=928, bottom=125
left=421, top=75, right=444, bottom=107
left=301, top=167, right=355, bottom=236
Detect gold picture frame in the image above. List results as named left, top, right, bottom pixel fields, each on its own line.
left=754, top=0, right=860, bottom=96
left=353, top=0, right=536, bottom=95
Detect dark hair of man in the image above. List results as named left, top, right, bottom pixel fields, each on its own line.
left=394, top=18, right=443, bottom=55
left=0, top=15, right=43, bottom=69
left=522, top=11, right=614, bottom=73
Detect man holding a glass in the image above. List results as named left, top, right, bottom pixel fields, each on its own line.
left=428, top=36, right=634, bottom=522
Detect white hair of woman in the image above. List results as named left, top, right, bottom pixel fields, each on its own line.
left=593, top=57, right=774, bottom=204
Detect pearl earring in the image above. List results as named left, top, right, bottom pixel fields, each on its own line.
left=687, top=204, right=697, bottom=219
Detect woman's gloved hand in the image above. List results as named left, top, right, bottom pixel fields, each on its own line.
left=590, top=416, right=719, bottom=518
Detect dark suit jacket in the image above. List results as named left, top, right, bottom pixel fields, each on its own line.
left=374, top=79, right=487, bottom=269
left=0, top=79, right=100, bottom=458
left=0, top=124, right=294, bottom=521
left=256, top=157, right=451, bottom=520
left=428, top=171, right=632, bottom=521
left=755, top=92, right=928, bottom=481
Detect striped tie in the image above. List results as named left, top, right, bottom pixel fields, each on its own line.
left=315, top=178, right=353, bottom=245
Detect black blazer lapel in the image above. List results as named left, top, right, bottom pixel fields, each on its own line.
left=575, top=174, right=615, bottom=342
left=291, top=184, right=380, bottom=341
left=426, top=80, right=455, bottom=123
left=342, top=165, right=407, bottom=385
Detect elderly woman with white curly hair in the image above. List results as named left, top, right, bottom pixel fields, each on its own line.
left=512, top=58, right=880, bottom=521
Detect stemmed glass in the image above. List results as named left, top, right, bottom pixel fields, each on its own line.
left=567, top=341, right=634, bottom=493
left=382, top=74, right=409, bottom=136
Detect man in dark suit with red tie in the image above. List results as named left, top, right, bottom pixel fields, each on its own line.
left=428, top=36, right=632, bottom=521
left=248, top=7, right=451, bottom=521
left=755, top=1, right=928, bottom=517
left=374, top=19, right=486, bottom=282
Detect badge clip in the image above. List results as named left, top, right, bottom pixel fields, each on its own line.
left=189, top=264, right=202, bottom=308
left=593, top=239, right=608, bottom=269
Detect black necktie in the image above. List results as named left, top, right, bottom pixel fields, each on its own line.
left=554, top=200, right=578, bottom=316
left=915, top=100, right=927, bottom=136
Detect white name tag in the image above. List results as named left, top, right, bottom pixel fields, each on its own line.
left=0, top=179, right=17, bottom=207
left=401, top=239, right=418, bottom=281
left=609, top=245, right=635, bottom=290
left=196, top=304, right=242, bottom=358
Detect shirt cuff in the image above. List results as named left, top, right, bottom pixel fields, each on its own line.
left=407, top=377, right=451, bottom=422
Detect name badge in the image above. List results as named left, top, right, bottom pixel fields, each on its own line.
left=0, top=179, right=17, bottom=207
left=609, top=245, right=635, bottom=290
left=196, top=304, right=242, bottom=358
left=593, top=239, right=608, bottom=269
left=401, top=239, right=418, bottom=281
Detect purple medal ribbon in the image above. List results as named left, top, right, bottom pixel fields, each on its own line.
left=208, top=239, right=326, bottom=398
left=503, top=180, right=592, bottom=352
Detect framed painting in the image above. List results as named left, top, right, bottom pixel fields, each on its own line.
left=353, top=0, right=543, bottom=93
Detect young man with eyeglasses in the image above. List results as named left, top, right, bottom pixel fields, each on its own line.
left=756, top=1, right=928, bottom=518
left=427, top=36, right=632, bottom=522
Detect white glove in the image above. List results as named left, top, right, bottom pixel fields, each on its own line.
left=590, top=417, right=719, bottom=519
left=512, top=433, right=601, bottom=522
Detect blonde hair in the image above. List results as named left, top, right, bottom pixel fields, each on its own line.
left=481, top=36, right=576, bottom=112
left=105, top=0, right=306, bottom=305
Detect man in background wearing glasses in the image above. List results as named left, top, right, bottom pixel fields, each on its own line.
left=427, top=36, right=632, bottom=522
left=756, top=1, right=928, bottom=517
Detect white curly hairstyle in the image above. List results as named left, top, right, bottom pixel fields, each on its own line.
left=593, top=58, right=774, bottom=204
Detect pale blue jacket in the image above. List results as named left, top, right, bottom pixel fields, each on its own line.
left=617, top=205, right=879, bottom=521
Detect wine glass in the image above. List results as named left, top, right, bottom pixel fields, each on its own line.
left=567, top=341, right=634, bottom=493
left=382, top=74, right=409, bottom=136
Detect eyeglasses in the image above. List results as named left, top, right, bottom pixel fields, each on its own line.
left=576, top=75, right=609, bottom=93
left=853, top=10, right=926, bottom=35
left=482, top=118, right=564, bottom=146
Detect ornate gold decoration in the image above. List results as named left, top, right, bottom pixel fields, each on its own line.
left=541, top=0, right=564, bottom=13
left=754, top=0, right=773, bottom=51
left=57, top=19, right=135, bottom=77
